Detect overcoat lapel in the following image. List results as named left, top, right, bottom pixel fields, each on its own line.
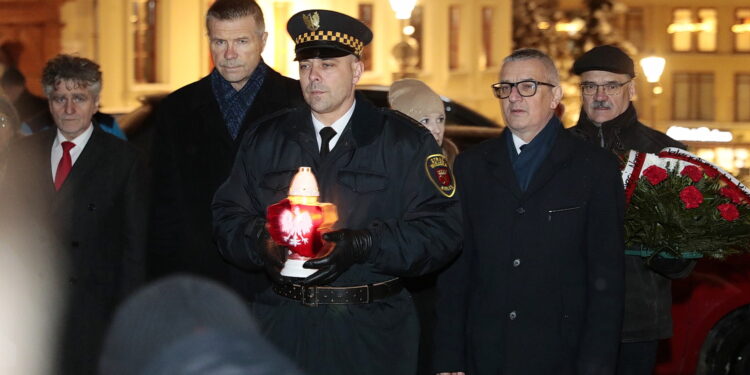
left=241, top=69, right=285, bottom=137
left=481, top=131, right=523, bottom=200
left=284, top=110, right=319, bottom=158
left=35, top=130, right=57, bottom=199
left=329, top=97, right=381, bottom=163
left=194, top=77, right=235, bottom=149
left=52, top=127, right=106, bottom=209
left=523, top=129, right=577, bottom=198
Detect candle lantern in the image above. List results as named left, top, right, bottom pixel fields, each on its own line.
left=266, top=167, right=338, bottom=278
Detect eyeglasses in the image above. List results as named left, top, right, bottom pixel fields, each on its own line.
left=580, top=80, right=632, bottom=96
left=491, top=80, right=556, bottom=99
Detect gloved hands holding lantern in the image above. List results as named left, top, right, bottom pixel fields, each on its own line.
left=265, top=167, right=342, bottom=280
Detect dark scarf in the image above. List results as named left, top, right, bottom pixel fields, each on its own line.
left=210, top=61, right=268, bottom=140
left=507, top=115, right=562, bottom=191
left=574, top=102, right=638, bottom=153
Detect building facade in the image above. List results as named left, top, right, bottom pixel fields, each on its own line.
left=46, top=0, right=512, bottom=124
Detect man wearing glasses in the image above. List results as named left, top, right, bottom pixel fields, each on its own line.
left=433, top=48, right=625, bottom=375
left=570, top=45, right=691, bottom=375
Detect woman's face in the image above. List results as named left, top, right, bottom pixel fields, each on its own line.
left=418, top=111, right=445, bottom=146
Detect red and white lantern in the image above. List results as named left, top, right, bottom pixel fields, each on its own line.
left=266, top=167, right=338, bottom=278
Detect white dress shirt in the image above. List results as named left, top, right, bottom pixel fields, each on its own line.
left=311, top=100, right=356, bottom=151
left=50, top=124, right=94, bottom=180
left=511, top=132, right=528, bottom=155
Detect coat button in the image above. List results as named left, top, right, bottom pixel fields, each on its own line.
left=516, top=207, right=525, bottom=214
left=509, top=311, right=517, bottom=320
left=88, top=203, right=97, bottom=211
left=512, top=259, right=521, bottom=267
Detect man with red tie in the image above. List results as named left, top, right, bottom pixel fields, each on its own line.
left=0, top=54, right=147, bottom=375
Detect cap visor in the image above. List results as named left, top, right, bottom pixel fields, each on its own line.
left=294, top=46, right=353, bottom=61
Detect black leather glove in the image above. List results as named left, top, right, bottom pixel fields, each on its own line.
left=300, top=229, right=373, bottom=286
left=252, top=220, right=289, bottom=284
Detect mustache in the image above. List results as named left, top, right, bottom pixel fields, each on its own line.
left=592, top=100, right=611, bottom=109
left=305, top=83, right=327, bottom=93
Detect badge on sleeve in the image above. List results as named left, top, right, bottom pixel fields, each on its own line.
left=425, top=154, right=456, bottom=198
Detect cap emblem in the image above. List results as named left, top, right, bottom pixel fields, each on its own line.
left=303, top=11, right=320, bottom=31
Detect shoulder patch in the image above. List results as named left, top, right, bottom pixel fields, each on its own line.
left=425, top=154, right=456, bottom=198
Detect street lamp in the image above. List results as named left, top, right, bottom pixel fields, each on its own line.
left=389, top=0, right=417, bottom=20
left=640, top=55, right=666, bottom=125
left=389, top=0, right=418, bottom=80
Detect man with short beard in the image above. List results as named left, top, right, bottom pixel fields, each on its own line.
left=148, top=0, right=302, bottom=299
left=213, top=9, right=461, bottom=375
left=570, top=45, right=693, bottom=375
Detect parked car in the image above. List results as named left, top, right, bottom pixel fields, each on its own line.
left=655, top=255, right=750, bottom=375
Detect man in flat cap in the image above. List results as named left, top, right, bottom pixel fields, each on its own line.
left=570, top=44, right=693, bottom=375
left=212, top=9, right=461, bottom=375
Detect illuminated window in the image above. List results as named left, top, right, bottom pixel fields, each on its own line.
left=358, top=4, right=373, bottom=71
left=673, top=72, right=714, bottom=121
left=481, top=7, right=494, bottom=69
left=132, top=0, right=158, bottom=83
left=669, top=8, right=717, bottom=52
left=696, top=9, right=717, bottom=52
left=624, top=8, right=645, bottom=52
left=671, top=9, right=693, bottom=52
left=448, top=5, right=460, bottom=71
left=737, top=74, right=750, bottom=121
left=734, top=9, right=750, bottom=52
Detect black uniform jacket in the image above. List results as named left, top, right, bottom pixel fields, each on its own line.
left=570, top=104, right=693, bottom=341
left=148, top=67, right=303, bottom=298
left=433, top=127, right=625, bottom=375
left=0, top=126, right=147, bottom=374
left=212, top=95, right=462, bottom=375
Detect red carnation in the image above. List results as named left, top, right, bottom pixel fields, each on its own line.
left=643, top=166, right=668, bottom=185
left=720, top=186, right=745, bottom=204
left=680, top=165, right=703, bottom=182
left=679, top=185, right=704, bottom=209
left=717, top=203, right=740, bottom=221
left=704, top=167, right=719, bottom=178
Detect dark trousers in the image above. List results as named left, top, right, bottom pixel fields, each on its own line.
left=616, top=341, right=659, bottom=375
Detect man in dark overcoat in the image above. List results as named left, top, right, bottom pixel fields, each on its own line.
left=433, top=48, right=625, bottom=375
left=148, top=0, right=303, bottom=299
left=212, top=9, right=462, bottom=375
left=0, top=54, right=147, bottom=375
left=569, top=45, right=694, bottom=375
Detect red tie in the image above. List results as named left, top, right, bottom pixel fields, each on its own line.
left=54, top=141, right=75, bottom=191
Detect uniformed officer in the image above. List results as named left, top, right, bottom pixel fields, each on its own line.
left=212, top=9, right=462, bottom=375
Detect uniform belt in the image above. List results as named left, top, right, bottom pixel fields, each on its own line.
left=272, top=278, right=402, bottom=306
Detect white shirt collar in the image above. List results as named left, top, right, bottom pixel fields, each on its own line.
left=311, top=100, right=356, bottom=151
left=511, top=132, right=527, bottom=155
left=51, top=123, right=95, bottom=179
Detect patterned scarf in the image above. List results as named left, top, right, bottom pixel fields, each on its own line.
left=210, top=61, right=268, bottom=140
